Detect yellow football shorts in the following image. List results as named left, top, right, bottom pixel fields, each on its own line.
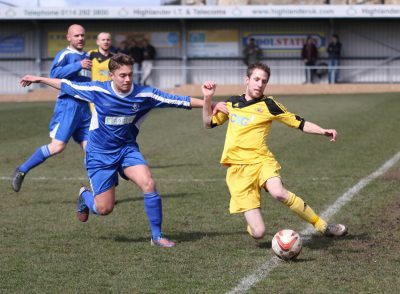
left=226, top=158, right=281, bottom=214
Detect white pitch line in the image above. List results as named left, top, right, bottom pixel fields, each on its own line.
left=0, top=176, right=341, bottom=182
left=0, top=176, right=224, bottom=183
left=0, top=176, right=87, bottom=181
left=227, top=151, right=400, bottom=294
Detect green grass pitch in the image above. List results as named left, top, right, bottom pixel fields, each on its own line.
left=1, top=93, right=400, bottom=293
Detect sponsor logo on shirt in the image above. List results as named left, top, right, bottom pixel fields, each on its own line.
left=132, top=103, right=140, bottom=111
left=231, top=114, right=254, bottom=126
left=105, top=115, right=135, bottom=125
left=79, top=69, right=91, bottom=78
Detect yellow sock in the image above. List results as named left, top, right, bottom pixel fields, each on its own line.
left=247, top=225, right=254, bottom=237
left=283, top=191, right=327, bottom=233
left=246, top=225, right=263, bottom=240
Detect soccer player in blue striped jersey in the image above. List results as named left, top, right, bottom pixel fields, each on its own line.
left=20, top=53, right=227, bottom=247
left=12, top=24, right=92, bottom=192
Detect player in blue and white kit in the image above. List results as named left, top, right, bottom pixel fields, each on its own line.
left=12, top=24, right=92, bottom=192
left=20, top=53, right=227, bottom=247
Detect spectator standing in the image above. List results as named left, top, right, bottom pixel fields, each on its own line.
left=129, top=39, right=143, bottom=85
left=301, top=36, right=318, bottom=84
left=243, top=37, right=262, bottom=66
left=116, top=40, right=131, bottom=55
left=327, top=34, right=342, bottom=84
left=140, top=38, right=156, bottom=86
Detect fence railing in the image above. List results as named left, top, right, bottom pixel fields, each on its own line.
left=1, top=64, right=400, bottom=94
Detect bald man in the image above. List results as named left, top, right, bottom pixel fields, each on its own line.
left=12, top=24, right=92, bottom=192
left=88, top=32, right=114, bottom=112
left=89, top=32, right=114, bottom=82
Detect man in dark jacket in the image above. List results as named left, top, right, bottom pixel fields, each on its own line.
left=129, top=39, right=143, bottom=84
left=301, top=36, right=318, bottom=84
left=327, top=34, right=342, bottom=84
left=140, top=38, right=156, bottom=86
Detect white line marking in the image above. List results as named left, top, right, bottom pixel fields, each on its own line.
left=0, top=176, right=225, bottom=183
left=227, top=151, right=400, bottom=294
left=0, top=176, right=345, bottom=182
left=0, top=176, right=87, bottom=181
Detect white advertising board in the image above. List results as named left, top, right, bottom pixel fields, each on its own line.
left=1, top=5, right=400, bottom=19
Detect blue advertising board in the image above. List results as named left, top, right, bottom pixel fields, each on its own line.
left=0, top=35, right=25, bottom=53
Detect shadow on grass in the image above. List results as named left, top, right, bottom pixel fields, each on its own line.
left=255, top=241, right=272, bottom=249
left=172, top=231, right=247, bottom=243
left=114, top=192, right=196, bottom=205
left=55, top=192, right=194, bottom=206
left=97, top=235, right=148, bottom=243
left=99, top=230, right=246, bottom=244
left=304, top=232, right=366, bottom=250
left=150, top=163, right=198, bottom=169
left=282, top=257, right=316, bottom=263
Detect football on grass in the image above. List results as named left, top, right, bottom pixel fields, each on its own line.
left=271, top=229, right=302, bottom=261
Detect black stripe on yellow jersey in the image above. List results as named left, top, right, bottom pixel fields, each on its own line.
left=89, top=50, right=114, bottom=82
left=211, top=95, right=305, bottom=165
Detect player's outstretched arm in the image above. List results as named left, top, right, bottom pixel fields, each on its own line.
left=202, top=81, right=216, bottom=129
left=212, top=101, right=228, bottom=115
left=302, top=121, right=337, bottom=142
left=188, top=86, right=227, bottom=114
left=189, top=97, right=204, bottom=108
left=189, top=97, right=223, bottom=110
left=20, top=75, right=62, bottom=90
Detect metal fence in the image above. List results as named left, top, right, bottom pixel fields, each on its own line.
left=1, top=64, right=400, bottom=94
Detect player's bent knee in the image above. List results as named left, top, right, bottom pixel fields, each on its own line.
left=95, top=203, right=114, bottom=215
left=48, top=143, right=66, bottom=155
left=275, top=195, right=287, bottom=202
left=269, top=189, right=288, bottom=202
left=251, top=227, right=266, bottom=239
left=140, top=178, right=156, bottom=192
left=248, top=223, right=266, bottom=239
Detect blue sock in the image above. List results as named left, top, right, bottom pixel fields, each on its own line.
left=144, top=192, right=162, bottom=240
left=19, top=145, right=51, bottom=174
left=82, top=190, right=98, bottom=214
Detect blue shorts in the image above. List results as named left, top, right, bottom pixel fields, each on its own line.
left=49, top=98, right=91, bottom=143
left=85, top=144, right=147, bottom=196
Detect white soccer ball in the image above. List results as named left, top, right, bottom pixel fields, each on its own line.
left=271, top=229, right=302, bottom=261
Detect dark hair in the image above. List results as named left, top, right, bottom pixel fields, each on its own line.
left=109, top=53, right=134, bottom=72
left=332, top=34, right=339, bottom=39
left=246, top=62, right=271, bottom=82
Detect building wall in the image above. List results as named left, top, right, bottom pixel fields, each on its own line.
left=0, top=19, right=400, bottom=92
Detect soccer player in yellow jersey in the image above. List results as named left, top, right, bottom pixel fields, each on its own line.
left=88, top=32, right=113, bottom=112
left=88, top=32, right=114, bottom=112
left=202, top=62, right=348, bottom=240
left=89, top=32, right=114, bottom=82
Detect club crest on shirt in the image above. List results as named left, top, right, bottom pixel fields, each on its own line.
left=132, top=103, right=140, bottom=111
left=255, top=107, right=263, bottom=113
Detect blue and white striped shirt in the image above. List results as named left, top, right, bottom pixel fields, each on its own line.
left=50, top=47, right=91, bottom=101
left=60, top=80, right=191, bottom=153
